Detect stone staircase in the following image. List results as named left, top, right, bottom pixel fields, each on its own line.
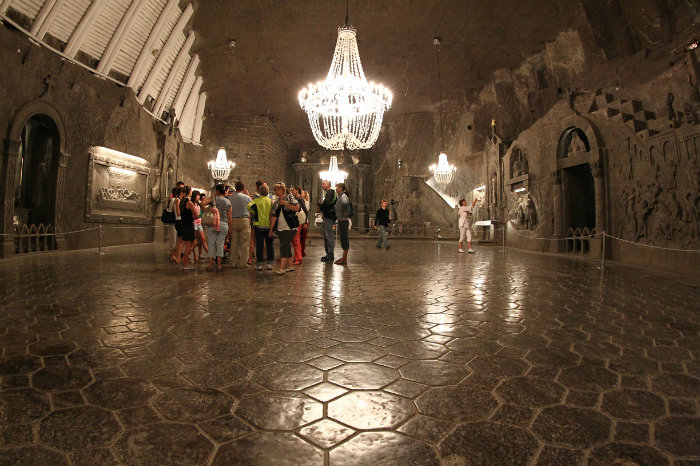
left=588, top=89, right=662, bottom=139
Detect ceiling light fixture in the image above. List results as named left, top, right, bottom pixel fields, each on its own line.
left=298, top=0, right=392, bottom=150
left=429, top=38, right=455, bottom=184
left=208, top=147, right=235, bottom=182
left=319, top=156, right=348, bottom=186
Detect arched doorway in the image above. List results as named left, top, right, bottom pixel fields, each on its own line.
left=563, top=164, right=596, bottom=232
left=13, top=115, right=61, bottom=227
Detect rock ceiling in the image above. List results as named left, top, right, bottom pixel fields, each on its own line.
left=191, top=0, right=581, bottom=147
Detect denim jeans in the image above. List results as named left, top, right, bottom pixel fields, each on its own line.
left=322, top=217, right=335, bottom=258
left=254, top=227, right=274, bottom=263
left=376, top=225, right=390, bottom=248
left=337, top=219, right=349, bottom=251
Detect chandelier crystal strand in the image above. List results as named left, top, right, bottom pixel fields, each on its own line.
left=299, top=27, right=392, bottom=150
left=208, top=147, right=235, bottom=182
left=429, top=38, right=455, bottom=184
left=319, top=156, right=348, bottom=187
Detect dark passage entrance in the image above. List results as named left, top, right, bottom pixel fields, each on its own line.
left=564, top=163, right=596, bottom=232
left=13, top=115, right=60, bottom=227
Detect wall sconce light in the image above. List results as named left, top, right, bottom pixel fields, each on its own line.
left=397, top=160, right=403, bottom=168
left=514, top=187, right=527, bottom=193
left=475, top=185, right=486, bottom=191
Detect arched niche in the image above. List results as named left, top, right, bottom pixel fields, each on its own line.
left=2, top=100, right=71, bottom=242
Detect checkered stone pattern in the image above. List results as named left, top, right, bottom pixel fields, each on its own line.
left=0, top=242, right=698, bottom=465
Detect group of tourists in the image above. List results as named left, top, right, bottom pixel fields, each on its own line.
left=165, top=179, right=311, bottom=273
left=165, top=178, right=477, bottom=271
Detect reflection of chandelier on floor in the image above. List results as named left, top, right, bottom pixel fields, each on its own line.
left=298, top=4, right=392, bottom=150
left=429, top=38, right=455, bottom=184
left=319, top=156, right=348, bottom=186
left=208, top=147, right=235, bottom=182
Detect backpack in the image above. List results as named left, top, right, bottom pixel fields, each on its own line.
left=346, top=200, right=355, bottom=217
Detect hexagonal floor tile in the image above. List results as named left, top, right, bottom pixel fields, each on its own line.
left=153, top=387, right=233, bottom=422
left=115, top=422, right=213, bottom=465
left=328, top=391, right=414, bottom=430
left=329, top=432, right=438, bottom=466
left=440, top=421, right=538, bottom=465
left=326, top=342, right=387, bottom=362
left=84, top=377, right=157, bottom=410
left=495, top=376, right=566, bottom=407
left=0, top=389, right=51, bottom=424
left=415, top=385, right=498, bottom=421
left=252, top=363, right=323, bottom=391
left=588, top=443, right=669, bottom=466
left=399, top=360, right=470, bottom=386
left=654, top=417, right=700, bottom=457
left=558, top=365, right=618, bottom=391
left=468, top=355, right=529, bottom=378
left=601, top=389, right=665, bottom=421
left=236, top=392, right=322, bottom=430
left=32, top=365, right=93, bottom=392
left=388, top=341, right=447, bottom=360
left=532, top=405, right=611, bottom=448
left=299, top=418, right=356, bottom=448
left=327, top=363, right=398, bottom=389
left=38, top=406, right=121, bottom=451
left=180, top=361, right=248, bottom=387
left=213, top=432, right=323, bottom=466
left=0, top=446, right=68, bottom=465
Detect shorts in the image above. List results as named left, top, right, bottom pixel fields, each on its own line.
left=194, top=223, right=203, bottom=232
left=174, top=220, right=183, bottom=237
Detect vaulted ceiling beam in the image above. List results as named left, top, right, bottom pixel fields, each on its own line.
left=172, top=54, right=199, bottom=121
left=137, top=2, right=193, bottom=104
left=32, top=0, right=66, bottom=40
left=64, top=0, right=108, bottom=58
left=126, top=0, right=179, bottom=89
left=192, top=91, right=206, bottom=143
left=153, top=30, right=195, bottom=117
left=97, top=0, right=147, bottom=75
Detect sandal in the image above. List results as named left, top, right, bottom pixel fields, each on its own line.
left=217, top=266, right=223, bottom=272
left=247, top=258, right=253, bottom=265
left=334, top=259, right=347, bottom=265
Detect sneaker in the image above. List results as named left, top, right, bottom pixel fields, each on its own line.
left=275, top=269, right=286, bottom=275
left=468, top=249, right=475, bottom=253
left=285, top=267, right=295, bottom=272
left=255, top=265, right=263, bottom=270
left=458, top=249, right=465, bottom=253
left=265, top=264, right=273, bottom=270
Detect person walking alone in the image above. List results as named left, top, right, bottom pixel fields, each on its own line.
left=374, top=199, right=391, bottom=250
left=457, top=197, right=478, bottom=253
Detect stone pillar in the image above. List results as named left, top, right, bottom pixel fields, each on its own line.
left=54, top=151, right=71, bottom=250
left=0, top=138, right=20, bottom=257
left=590, top=161, right=605, bottom=232
left=552, top=169, right=563, bottom=247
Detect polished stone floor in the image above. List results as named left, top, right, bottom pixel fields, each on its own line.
left=0, top=239, right=698, bottom=466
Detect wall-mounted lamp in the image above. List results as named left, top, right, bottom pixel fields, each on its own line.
left=397, top=160, right=403, bottom=168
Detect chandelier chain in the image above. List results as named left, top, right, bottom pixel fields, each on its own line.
left=436, top=42, right=444, bottom=152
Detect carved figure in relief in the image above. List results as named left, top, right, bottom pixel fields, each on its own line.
left=683, top=103, right=698, bottom=124
left=681, top=165, right=700, bottom=246
left=666, top=93, right=677, bottom=120
left=525, top=196, right=537, bottom=230
left=567, top=131, right=586, bottom=156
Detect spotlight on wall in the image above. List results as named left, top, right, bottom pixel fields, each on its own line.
left=514, top=187, right=527, bottom=193
left=397, top=160, right=403, bottom=168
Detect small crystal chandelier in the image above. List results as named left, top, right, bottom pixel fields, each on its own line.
left=208, top=147, right=235, bottom=182
left=429, top=38, right=455, bottom=184
left=298, top=4, right=392, bottom=150
left=319, top=156, right=348, bottom=186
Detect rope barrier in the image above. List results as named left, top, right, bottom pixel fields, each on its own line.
left=603, top=232, right=700, bottom=252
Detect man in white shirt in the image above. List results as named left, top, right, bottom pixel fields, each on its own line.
left=457, top=197, right=478, bottom=253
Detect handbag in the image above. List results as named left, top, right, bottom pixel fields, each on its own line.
left=201, top=205, right=220, bottom=231
left=160, top=208, right=175, bottom=224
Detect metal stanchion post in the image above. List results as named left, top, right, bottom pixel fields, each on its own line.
left=600, top=231, right=606, bottom=270
left=501, top=228, right=506, bottom=252
left=98, top=224, right=103, bottom=256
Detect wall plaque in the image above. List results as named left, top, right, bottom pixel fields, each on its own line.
left=86, top=146, right=151, bottom=224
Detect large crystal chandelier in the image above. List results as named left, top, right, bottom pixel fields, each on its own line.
left=429, top=38, right=455, bottom=184
left=298, top=5, right=392, bottom=150
left=430, top=152, right=456, bottom=184
left=319, top=156, right=348, bottom=186
left=208, top=147, right=234, bottom=182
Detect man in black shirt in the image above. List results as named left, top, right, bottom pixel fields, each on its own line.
left=373, top=199, right=391, bottom=249
left=318, top=180, right=337, bottom=261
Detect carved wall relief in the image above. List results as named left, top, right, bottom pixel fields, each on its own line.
left=510, top=148, right=529, bottom=178
left=508, top=193, right=538, bottom=230
left=85, top=147, right=150, bottom=224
